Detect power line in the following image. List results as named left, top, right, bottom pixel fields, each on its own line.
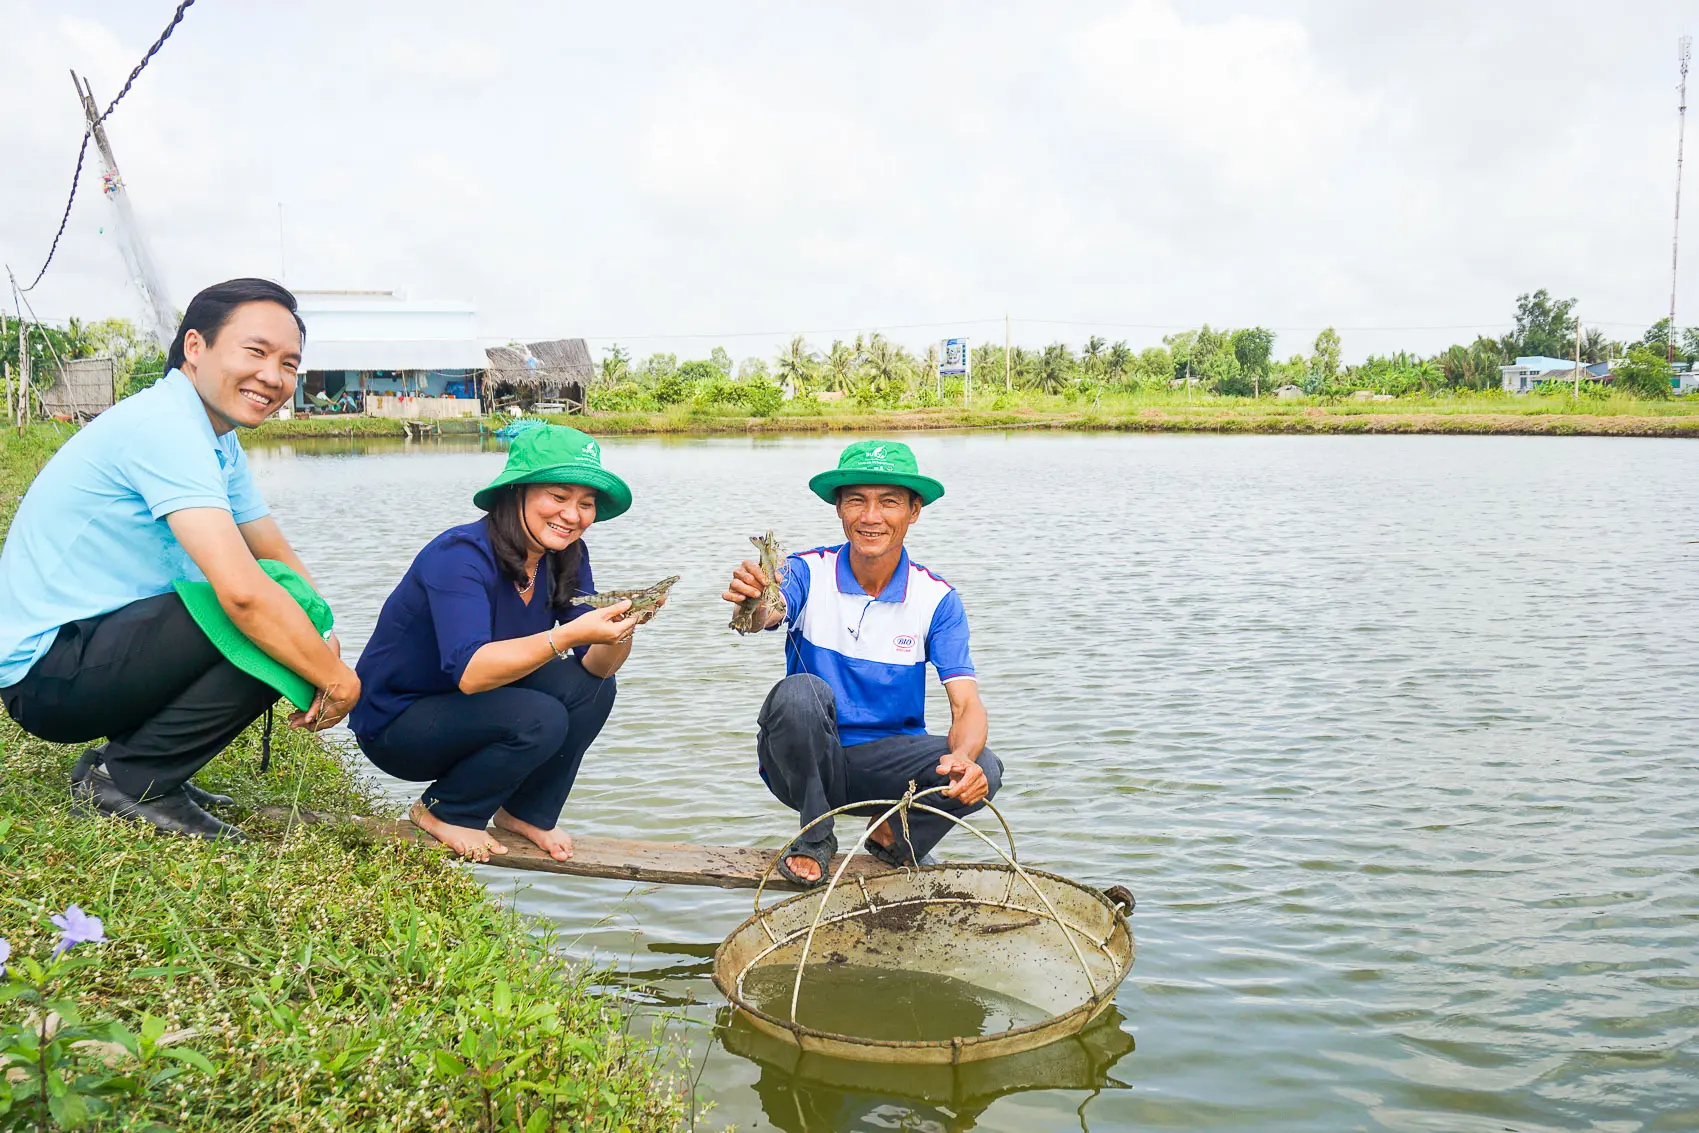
left=20, top=0, right=198, bottom=292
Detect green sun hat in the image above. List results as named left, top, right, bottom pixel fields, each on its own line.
left=472, top=425, right=632, bottom=520
left=173, top=560, right=334, bottom=711
left=808, top=439, right=945, bottom=507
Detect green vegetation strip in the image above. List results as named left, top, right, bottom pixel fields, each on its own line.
left=0, top=426, right=685, bottom=1131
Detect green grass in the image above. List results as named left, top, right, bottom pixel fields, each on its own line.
left=0, top=426, right=687, bottom=1131
left=563, top=388, right=1699, bottom=438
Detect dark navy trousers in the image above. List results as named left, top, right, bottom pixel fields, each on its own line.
left=756, top=673, right=1003, bottom=860
left=358, top=657, right=615, bottom=830
left=2, top=592, right=276, bottom=800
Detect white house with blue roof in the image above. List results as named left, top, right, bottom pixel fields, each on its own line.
left=1498, top=356, right=1592, bottom=392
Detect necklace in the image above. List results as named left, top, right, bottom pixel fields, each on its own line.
left=517, top=559, right=540, bottom=597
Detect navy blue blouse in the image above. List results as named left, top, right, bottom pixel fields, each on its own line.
left=350, top=519, right=594, bottom=741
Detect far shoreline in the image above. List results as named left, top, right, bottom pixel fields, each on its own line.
left=249, top=404, right=1699, bottom=442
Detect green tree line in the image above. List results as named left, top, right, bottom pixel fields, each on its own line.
left=592, top=290, right=1695, bottom=411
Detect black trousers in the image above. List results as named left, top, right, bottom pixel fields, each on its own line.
left=2, top=593, right=278, bottom=799
left=357, top=657, right=616, bottom=831
left=756, top=673, right=1004, bottom=860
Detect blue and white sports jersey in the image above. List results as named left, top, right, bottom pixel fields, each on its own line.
left=776, top=543, right=975, bottom=746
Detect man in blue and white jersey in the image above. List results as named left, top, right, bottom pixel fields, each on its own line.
left=722, top=439, right=1002, bottom=885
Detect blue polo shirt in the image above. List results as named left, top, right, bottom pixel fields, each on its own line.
left=0, top=370, right=269, bottom=687
left=777, top=544, right=975, bottom=746
left=349, top=520, right=595, bottom=742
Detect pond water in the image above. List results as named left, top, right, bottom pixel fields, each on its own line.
left=246, top=432, right=1699, bottom=1132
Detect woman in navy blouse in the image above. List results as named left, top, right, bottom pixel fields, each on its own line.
left=350, top=426, right=651, bottom=861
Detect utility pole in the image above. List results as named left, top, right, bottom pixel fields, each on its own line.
left=1574, top=313, right=1583, bottom=397
left=71, top=71, right=175, bottom=347
left=992, top=312, right=1005, bottom=392
left=1672, top=36, right=1691, bottom=365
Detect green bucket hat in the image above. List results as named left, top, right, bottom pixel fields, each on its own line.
left=473, top=425, right=632, bottom=520
left=808, top=439, right=945, bottom=507
left=173, top=560, right=334, bottom=711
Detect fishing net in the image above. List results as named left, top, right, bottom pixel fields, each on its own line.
left=713, top=786, right=1135, bottom=1064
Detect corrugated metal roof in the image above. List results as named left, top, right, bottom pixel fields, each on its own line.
left=295, top=291, right=485, bottom=372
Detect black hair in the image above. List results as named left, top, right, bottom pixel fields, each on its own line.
left=167, top=278, right=307, bottom=371
left=483, top=485, right=585, bottom=611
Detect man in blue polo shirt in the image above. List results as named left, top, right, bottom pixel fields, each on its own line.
left=722, top=439, right=1002, bottom=885
left=0, top=278, right=359, bottom=839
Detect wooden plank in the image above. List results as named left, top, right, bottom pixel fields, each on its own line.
left=258, top=808, right=896, bottom=891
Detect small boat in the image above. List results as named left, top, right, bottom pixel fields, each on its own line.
left=492, top=416, right=547, bottom=439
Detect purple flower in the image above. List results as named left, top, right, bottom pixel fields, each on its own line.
left=0, top=938, right=9, bottom=979
left=49, top=905, right=106, bottom=959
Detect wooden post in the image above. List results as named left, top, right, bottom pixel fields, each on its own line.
left=992, top=312, right=1005, bottom=392
left=1574, top=315, right=1582, bottom=397
left=19, top=319, right=30, bottom=428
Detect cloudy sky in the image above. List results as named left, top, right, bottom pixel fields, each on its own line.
left=1, top=0, right=1693, bottom=363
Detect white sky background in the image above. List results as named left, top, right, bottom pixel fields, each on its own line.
left=0, top=0, right=1694, bottom=365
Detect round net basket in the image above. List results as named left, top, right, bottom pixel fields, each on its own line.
left=712, top=787, right=1135, bottom=1064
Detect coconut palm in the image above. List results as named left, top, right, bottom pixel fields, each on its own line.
left=823, top=340, right=857, bottom=392
left=775, top=334, right=817, bottom=393
left=1034, top=343, right=1077, bottom=394
left=862, top=333, right=906, bottom=392
left=1104, top=341, right=1133, bottom=386
left=1082, top=336, right=1107, bottom=377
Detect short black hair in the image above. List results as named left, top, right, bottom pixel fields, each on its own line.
left=167, top=278, right=306, bottom=371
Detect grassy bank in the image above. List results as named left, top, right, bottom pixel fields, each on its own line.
left=0, top=425, right=686, bottom=1131
left=249, top=390, right=1699, bottom=443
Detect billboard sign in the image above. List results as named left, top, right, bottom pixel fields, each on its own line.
left=940, top=337, right=969, bottom=377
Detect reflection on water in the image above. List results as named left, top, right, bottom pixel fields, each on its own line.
left=721, top=1006, right=1134, bottom=1133
left=741, top=964, right=1054, bottom=1043
left=248, top=433, right=1699, bottom=1132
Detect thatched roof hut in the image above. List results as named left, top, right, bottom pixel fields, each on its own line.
left=483, top=339, right=593, bottom=412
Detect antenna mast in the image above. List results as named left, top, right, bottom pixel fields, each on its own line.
left=71, top=70, right=176, bottom=347
left=1672, top=36, right=1692, bottom=364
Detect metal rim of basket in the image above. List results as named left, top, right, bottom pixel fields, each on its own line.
left=742, top=782, right=1130, bottom=1030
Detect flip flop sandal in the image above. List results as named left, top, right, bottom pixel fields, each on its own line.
left=864, top=830, right=918, bottom=868
left=776, top=832, right=837, bottom=888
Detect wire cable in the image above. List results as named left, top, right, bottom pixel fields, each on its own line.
left=20, top=0, right=198, bottom=292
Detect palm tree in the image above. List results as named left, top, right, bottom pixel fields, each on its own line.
left=1082, top=336, right=1107, bottom=377
left=1105, top=341, right=1133, bottom=386
left=862, top=333, right=906, bottom=392
left=824, top=340, right=857, bottom=392
left=774, top=334, right=816, bottom=394
left=1035, top=343, right=1077, bottom=394
left=1009, top=346, right=1035, bottom=389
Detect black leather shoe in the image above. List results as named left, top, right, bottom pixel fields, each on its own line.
left=71, top=763, right=247, bottom=842
left=72, top=746, right=234, bottom=808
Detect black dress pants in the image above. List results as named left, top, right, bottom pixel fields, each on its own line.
left=357, top=657, right=616, bottom=831
left=2, top=593, right=278, bottom=799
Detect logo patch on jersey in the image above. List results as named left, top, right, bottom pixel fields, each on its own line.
left=893, top=633, right=917, bottom=652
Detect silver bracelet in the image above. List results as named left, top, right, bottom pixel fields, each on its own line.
left=547, top=624, right=571, bottom=661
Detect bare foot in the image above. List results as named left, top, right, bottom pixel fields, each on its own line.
left=866, top=818, right=896, bottom=849
left=784, top=853, right=822, bottom=883
left=410, top=801, right=508, bottom=862
left=493, top=808, right=574, bottom=861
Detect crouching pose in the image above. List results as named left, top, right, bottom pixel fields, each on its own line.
left=0, top=279, right=356, bottom=841
left=722, top=440, right=1004, bottom=886
left=350, top=426, right=650, bottom=861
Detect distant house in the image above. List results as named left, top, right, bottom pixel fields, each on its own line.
left=1274, top=384, right=1305, bottom=399
left=294, top=290, right=486, bottom=412
left=483, top=339, right=594, bottom=413
left=1499, top=355, right=1590, bottom=393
